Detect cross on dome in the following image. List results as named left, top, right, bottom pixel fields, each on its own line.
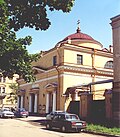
left=77, top=20, right=81, bottom=33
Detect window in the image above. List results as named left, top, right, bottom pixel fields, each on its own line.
left=3, top=87, right=5, bottom=93
left=53, top=55, right=57, bottom=66
left=104, top=61, right=113, bottom=69
left=66, top=114, right=79, bottom=120
left=77, top=54, right=83, bottom=65
left=0, top=87, right=5, bottom=93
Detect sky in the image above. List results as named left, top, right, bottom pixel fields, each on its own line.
left=16, top=0, right=120, bottom=54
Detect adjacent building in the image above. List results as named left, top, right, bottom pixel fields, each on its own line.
left=0, top=74, right=19, bottom=108
left=111, top=14, right=120, bottom=127
left=17, top=26, right=113, bottom=117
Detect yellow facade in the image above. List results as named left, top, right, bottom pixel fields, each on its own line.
left=17, top=29, right=113, bottom=115
left=0, top=74, right=19, bottom=108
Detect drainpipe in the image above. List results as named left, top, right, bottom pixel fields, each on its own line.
left=55, top=44, right=61, bottom=110
left=91, top=48, right=96, bottom=70
left=91, top=49, right=96, bottom=99
left=55, top=66, right=61, bottom=110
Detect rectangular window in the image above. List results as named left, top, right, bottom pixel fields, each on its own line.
left=77, top=54, right=83, bottom=65
left=3, top=87, right=5, bottom=93
left=53, top=55, right=57, bottom=66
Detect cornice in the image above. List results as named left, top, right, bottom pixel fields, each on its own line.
left=19, top=65, right=113, bottom=87
left=59, top=65, right=113, bottom=77
left=64, top=45, right=113, bottom=58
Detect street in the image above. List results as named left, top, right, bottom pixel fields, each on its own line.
left=0, top=116, right=107, bottom=137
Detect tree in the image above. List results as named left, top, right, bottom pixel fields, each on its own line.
left=0, top=2, right=40, bottom=82
left=8, top=83, right=19, bottom=104
left=5, top=0, right=75, bottom=31
left=0, top=0, right=75, bottom=82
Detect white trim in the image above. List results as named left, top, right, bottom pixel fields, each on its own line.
left=19, top=68, right=112, bottom=87
left=36, top=75, right=58, bottom=83
left=17, top=69, right=56, bottom=83
left=19, top=73, right=91, bottom=87
left=62, top=72, right=91, bottom=77
left=19, top=75, right=58, bottom=87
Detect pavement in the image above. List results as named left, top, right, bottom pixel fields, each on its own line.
left=18, top=116, right=46, bottom=121
left=16, top=115, right=46, bottom=127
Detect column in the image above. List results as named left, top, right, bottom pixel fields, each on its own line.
left=17, top=96, right=20, bottom=108
left=46, top=93, right=49, bottom=113
left=1, top=87, right=3, bottom=93
left=52, top=91, right=56, bottom=111
left=29, top=94, right=32, bottom=112
left=34, top=94, right=37, bottom=113
left=20, top=95, right=24, bottom=108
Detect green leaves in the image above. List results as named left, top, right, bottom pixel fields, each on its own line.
left=0, top=0, right=4, bottom=4
left=0, top=28, right=40, bottom=82
left=9, top=83, right=19, bottom=104
left=0, top=0, right=75, bottom=82
left=5, top=0, right=75, bottom=31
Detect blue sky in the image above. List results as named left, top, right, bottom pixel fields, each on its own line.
left=16, top=0, right=120, bottom=54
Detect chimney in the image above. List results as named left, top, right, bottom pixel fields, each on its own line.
left=109, top=45, right=113, bottom=53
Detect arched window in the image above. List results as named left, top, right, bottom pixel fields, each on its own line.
left=104, top=61, right=113, bottom=69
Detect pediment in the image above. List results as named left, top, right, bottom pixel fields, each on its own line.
left=32, top=66, right=46, bottom=74
left=44, top=82, right=58, bottom=92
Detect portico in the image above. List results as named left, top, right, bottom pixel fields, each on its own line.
left=17, top=89, right=25, bottom=108
left=29, top=87, right=39, bottom=113
left=45, top=83, right=57, bottom=113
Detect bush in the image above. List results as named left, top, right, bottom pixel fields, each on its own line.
left=86, top=124, right=120, bottom=136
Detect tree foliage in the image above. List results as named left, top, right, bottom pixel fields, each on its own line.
left=0, top=2, right=39, bottom=82
left=5, top=0, right=75, bottom=31
left=0, top=0, right=75, bottom=82
left=8, top=83, right=19, bottom=104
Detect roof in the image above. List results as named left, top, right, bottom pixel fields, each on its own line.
left=62, top=28, right=95, bottom=42
left=64, top=79, right=113, bottom=95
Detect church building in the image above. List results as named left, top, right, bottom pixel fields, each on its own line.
left=17, top=24, right=113, bottom=116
